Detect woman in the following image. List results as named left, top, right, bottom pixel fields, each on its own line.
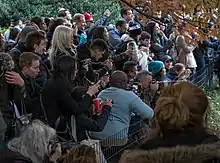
left=148, top=60, right=169, bottom=82
left=145, top=22, right=173, bottom=60
left=0, top=120, right=61, bottom=163
left=41, top=55, right=100, bottom=139
left=176, top=35, right=197, bottom=74
left=134, top=82, right=220, bottom=162
left=50, top=25, right=76, bottom=64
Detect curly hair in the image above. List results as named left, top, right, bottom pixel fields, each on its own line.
left=58, top=144, right=98, bottom=163
left=154, top=81, right=209, bottom=131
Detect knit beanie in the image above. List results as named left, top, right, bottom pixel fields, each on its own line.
left=148, top=61, right=164, bottom=74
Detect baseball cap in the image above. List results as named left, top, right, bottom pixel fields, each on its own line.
left=83, top=12, right=93, bottom=22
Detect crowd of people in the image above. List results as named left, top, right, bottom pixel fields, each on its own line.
left=0, top=6, right=219, bottom=163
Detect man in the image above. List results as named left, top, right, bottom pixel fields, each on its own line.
left=108, top=19, right=128, bottom=48
left=25, top=31, right=51, bottom=88
left=57, top=8, right=72, bottom=26
left=19, top=52, right=41, bottom=112
left=135, top=70, right=158, bottom=106
left=76, top=39, right=112, bottom=87
left=83, top=12, right=94, bottom=29
left=123, top=61, right=138, bottom=82
left=10, top=26, right=38, bottom=68
left=4, top=15, right=23, bottom=42
left=121, top=9, right=134, bottom=23
left=90, top=71, right=154, bottom=144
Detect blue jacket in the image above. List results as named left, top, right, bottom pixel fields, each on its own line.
left=90, top=87, right=154, bottom=140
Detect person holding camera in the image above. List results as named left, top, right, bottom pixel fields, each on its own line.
left=0, top=120, right=62, bottom=163
left=135, top=70, right=159, bottom=106
left=75, top=39, right=113, bottom=88
left=41, top=55, right=100, bottom=140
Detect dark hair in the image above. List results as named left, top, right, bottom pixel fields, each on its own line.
left=136, top=70, right=152, bottom=82
left=120, top=9, right=132, bottom=18
left=73, top=13, right=84, bottom=23
left=58, top=9, right=68, bottom=17
left=53, top=55, right=77, bottom=91
left=9, top=27, right=20, bottom=40
left=139, top=31, right=151, bottom=41
left=19, top=52, right=40, bottom=70
left=31, top=16, right=45, bottom=29
left=144, top=22, right=156, bottom=41
left=91, top=26, right=106, bottom=40
left=116, top=20, right=127, bottom=28
left=90, top=39, right=108, bottom=51
left=171, top=63, right=185, bottom=73
left=44, top=17, right=51, bottom=27
left=48, top=18, right=66, bottom=33
left=123, top=61, right=137, bottom=74
left=25, top=31, right=46, bottom=52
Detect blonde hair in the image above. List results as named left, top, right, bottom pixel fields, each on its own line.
left=51, top=25, right=73, bottom=64
left=155, top=82, right=209, bottom=131
left=8, top=120, right=56, bottom=163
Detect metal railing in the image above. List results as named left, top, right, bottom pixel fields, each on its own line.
left=92, top=57, right=217, bottom=163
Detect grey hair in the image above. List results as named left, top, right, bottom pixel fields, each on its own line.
left=8, top=120, right=56, bottom=163
left=136, top=70, right=152, bottom=82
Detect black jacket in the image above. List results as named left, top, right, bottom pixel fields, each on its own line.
left=76, top=107, right=111, bottom=141
left=138, top=127, right=220, bottom=163
left=34, top=53, right=51, bottom=88
left=41, top=79, right=92, bottom=126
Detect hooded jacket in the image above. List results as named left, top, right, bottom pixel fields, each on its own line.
left=120, top=141, right=220, bottom=163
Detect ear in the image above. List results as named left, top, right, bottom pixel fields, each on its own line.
left=34, top=44, right=38, bottom=51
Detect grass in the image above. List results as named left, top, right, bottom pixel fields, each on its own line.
left=207, top=79, right=220, bottom=135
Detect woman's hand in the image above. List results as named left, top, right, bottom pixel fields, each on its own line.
left=86, top=82, right=100, bottom=96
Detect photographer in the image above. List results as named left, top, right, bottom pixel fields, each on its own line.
left=41, top=55, right=100, bottom=140
left=0, top=53, right=25, bottom=142
left=0, top=120, right=62, bottom=163
left=75, top=39, right=113, bottom=87
left=135, top=71, right=159, bottom=106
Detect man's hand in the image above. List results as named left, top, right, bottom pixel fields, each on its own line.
left=150, top=83, right=159, bottom=91
left=5, top=71, right=24, bottom=87
left=125, top=49, right=133, bottom=56
left=104, top=60, right=113, bottom=70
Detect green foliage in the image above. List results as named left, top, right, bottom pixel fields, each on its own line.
left=207, top=86, right=220, bottom=136
left=0, top=0, right=121, bottom=27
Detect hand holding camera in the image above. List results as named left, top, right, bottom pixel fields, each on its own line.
left=104, top=59, right=113, bottom=70
left=150, top=82, right=159, bottom=91
left=86, top=81, right=100, bottom=96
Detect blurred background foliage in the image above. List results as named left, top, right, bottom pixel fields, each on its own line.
left=0, top=0, right=121, bottom=27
